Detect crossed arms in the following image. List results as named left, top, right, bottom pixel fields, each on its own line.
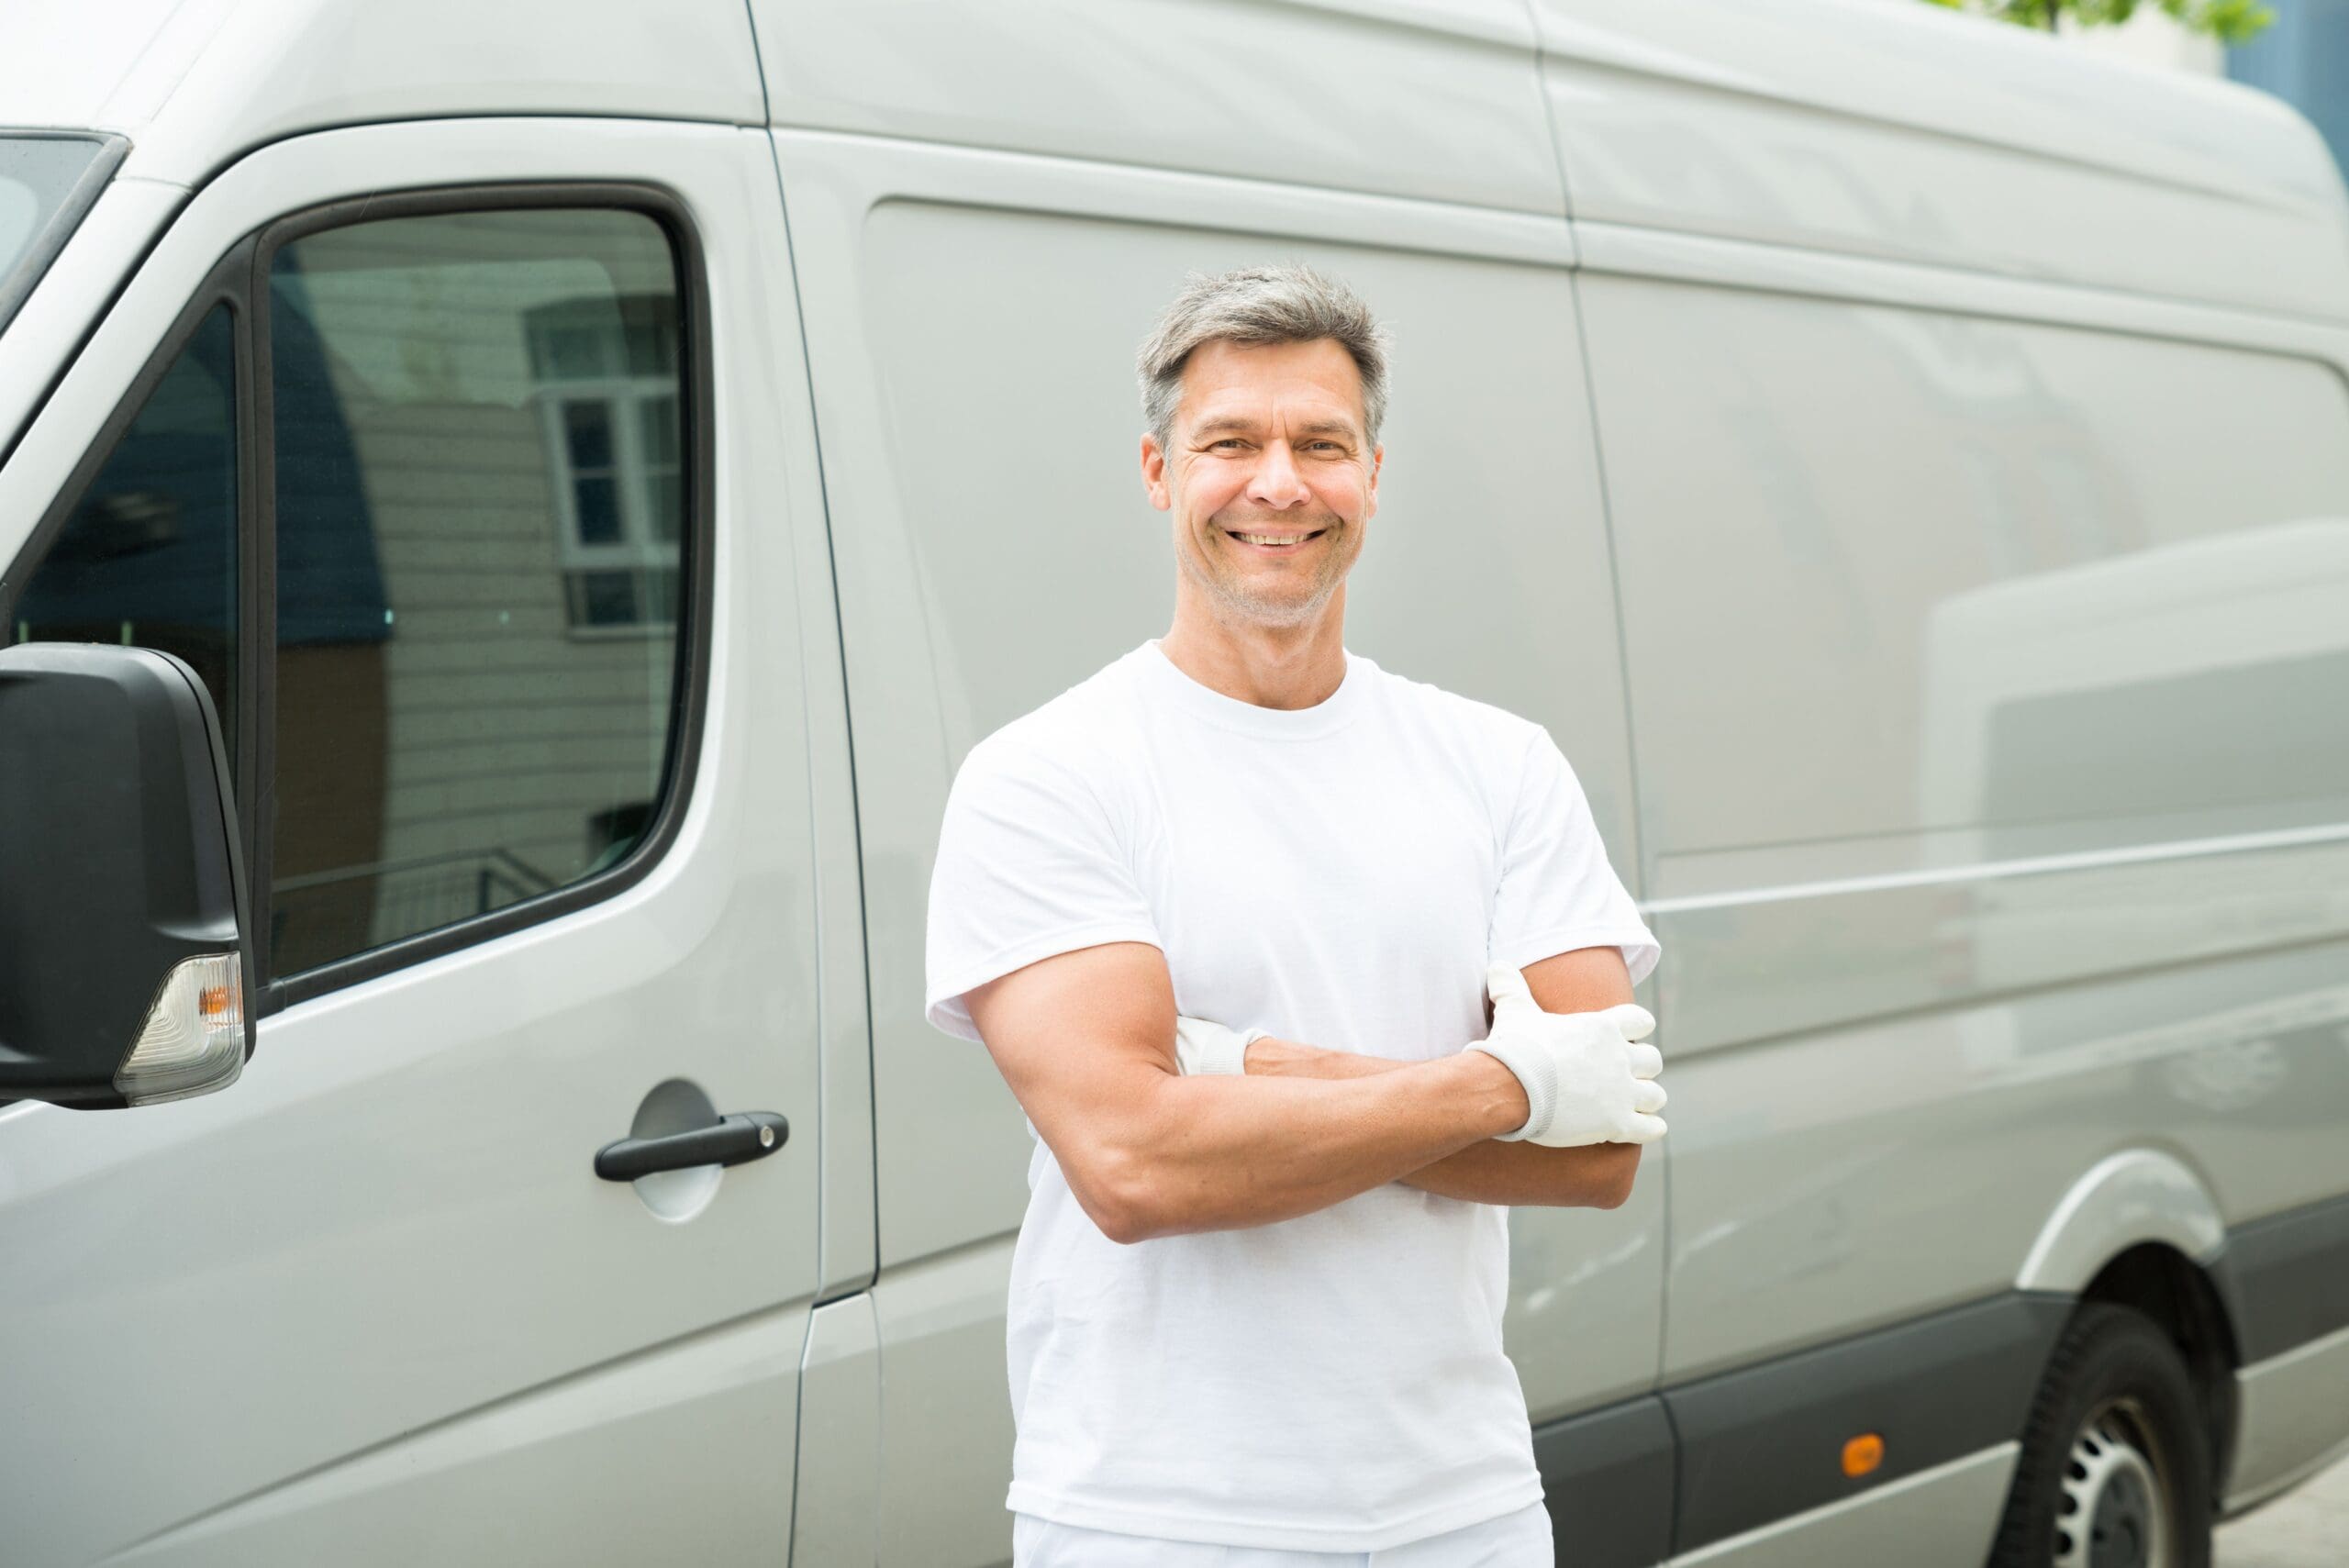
left=963, top=941, right=1642, bottom=1245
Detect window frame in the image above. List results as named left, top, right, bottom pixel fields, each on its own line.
left=3, top=183, right=717, bottom=1018
left=258, top=183, right=715, bottom=1013
left=0, top=243, right=263, bottom=932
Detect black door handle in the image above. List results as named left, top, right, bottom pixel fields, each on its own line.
left=595, top=1111, right=789, bottom=1182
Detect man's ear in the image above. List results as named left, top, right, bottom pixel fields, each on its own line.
left=1141, top=431, right=1172, bottom=512
left=1364, top=441, right=1383, bottom=519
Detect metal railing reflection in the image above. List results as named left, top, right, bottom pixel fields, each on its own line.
left=273, top=846, right=558, bottom=960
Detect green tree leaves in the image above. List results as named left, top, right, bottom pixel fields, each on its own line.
left=1918, top=0, right=2275, bottom=44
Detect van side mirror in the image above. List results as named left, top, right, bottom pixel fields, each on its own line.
left=0, top=643, right=255, bottom=1107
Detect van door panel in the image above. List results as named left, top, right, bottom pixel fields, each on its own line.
left=772, top=123, right=1659, bottom=1559
left=0, top=119, right=830, bottom=1566
left=1574, top=266, right=2349, bottom=1381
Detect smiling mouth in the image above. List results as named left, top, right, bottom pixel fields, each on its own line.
left=1224, top=528, right=1327, bottom=550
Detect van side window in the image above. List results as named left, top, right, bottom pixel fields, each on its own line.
left=6, top=305, right=239, bottom=764
left=265, top=209, right=687, bottom=977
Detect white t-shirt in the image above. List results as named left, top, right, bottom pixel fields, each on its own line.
left=924, top=639, right=1661, bottom=1552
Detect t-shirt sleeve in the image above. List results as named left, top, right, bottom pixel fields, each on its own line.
left=924, top=736, right=1163, bottom=1043
left=1487, top=724, right=1661, bottom=986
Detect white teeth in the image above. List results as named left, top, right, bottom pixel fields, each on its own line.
left=1234, top=531, right=1315, bottom=546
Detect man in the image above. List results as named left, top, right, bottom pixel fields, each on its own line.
left=924, top=264, right=1668, bottom=1567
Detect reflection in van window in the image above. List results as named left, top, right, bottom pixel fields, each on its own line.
left=0, top=134, right=115, bottom=333
left=7, top=305, right=239, bottom=762
left=1985, top=648, right=2346, bottom=824
left=266, top=209, right=685, bottom=977
left=1579, top=277, right=2349, bottom=853
left=1937, top=519, right=2349, bottom=838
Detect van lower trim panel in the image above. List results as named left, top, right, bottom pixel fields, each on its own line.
left=1661, top=1292, right=2070, bottom=1555
left=1535, top=1196, right=2349, bottom=1560
left=1531, top=1293, right=2071, bottom=1563
left=1531, top=1396, right=1675, bottom=1568
left=2210, top=1190, right=2349, bottom=1363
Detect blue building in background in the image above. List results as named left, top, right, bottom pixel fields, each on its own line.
left=2230, top=0, right=2349, bottom=177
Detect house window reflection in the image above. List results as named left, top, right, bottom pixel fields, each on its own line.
left=527, top=295, right=683, bottom=633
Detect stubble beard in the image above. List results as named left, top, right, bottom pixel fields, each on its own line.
left=1180, top=515, right=1347, bottom=630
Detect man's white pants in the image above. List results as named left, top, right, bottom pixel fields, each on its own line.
left=1012, top=1500, right=1555, bottom=1566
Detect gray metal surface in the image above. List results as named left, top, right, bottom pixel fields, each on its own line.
left=2220, top=1454, right=2349, bottom=1567
left=0, top=0, right=2345, bottom=1562
left=762, top=0, right=2349, bottom=1555
left=1530, top=0, right=2349, bottom=320
left=751, top=0, right=1563, bottom=217
left=0, top=120, right=831, bottom=1565
left=1578, top=261, right=2349, bottom=1389
left=2229, top=1322, right=2349, bottom=1509
left=1663, top=1295, right=2066, bottom=1552
left=775, top=121, right=1659, bottom=1562
left=1664, top=1446, right=2016, bottom=1568
left=0, top=0, right=765, bottom=183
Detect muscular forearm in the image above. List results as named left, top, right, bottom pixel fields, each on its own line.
left=1118, top=1051, right=1531, bottom=1240
left=1245, top=1037, right=1640, bottom=1208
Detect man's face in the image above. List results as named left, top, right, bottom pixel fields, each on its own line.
left=1141, top=337, right=1383, bottom=629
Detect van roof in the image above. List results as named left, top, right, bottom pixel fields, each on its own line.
left=0, top=0, right=767, bottom=186
left=1544, top=0, right=2349, bottom=321
left=6, top=0, right=2347, bottom=323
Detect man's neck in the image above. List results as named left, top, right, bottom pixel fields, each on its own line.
left=1156, top=610, right=1348, bottom=712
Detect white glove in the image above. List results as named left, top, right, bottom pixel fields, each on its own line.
left=1464, top=962, right=1667, bottom=1147
left=1174, top=1015, right=1269, bottom=1076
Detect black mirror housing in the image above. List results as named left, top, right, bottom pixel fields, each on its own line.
left=0, top=643, right=255, bottom=1107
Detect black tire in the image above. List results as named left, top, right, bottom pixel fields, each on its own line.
left=1987, top=1301, right=2213, bottom=1568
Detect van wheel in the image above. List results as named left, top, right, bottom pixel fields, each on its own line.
left=1987, top=1301, right=2212, bottom=1568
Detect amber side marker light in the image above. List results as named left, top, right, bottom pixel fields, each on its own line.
left=1842, top=1434, right=1885, bottom=1478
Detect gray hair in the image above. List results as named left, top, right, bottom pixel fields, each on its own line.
left=1136, top=263, right=1393, bottom=452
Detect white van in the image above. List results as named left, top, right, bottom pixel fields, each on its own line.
left=4, top=2, right=2346, bottom=1565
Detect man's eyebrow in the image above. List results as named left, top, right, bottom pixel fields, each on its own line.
left=1189, top=417, right=1361, bottom=440
left=1189, top=416, right=1260, bottom=439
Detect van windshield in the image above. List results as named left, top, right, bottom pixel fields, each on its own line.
left=1, top=134, right=123, bottom=339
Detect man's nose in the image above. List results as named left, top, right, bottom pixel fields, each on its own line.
left=1248, top=440, right=1311, bottom=507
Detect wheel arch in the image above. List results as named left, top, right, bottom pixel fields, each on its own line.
left=2016, top=1149, right=2228, bottom=1297
left=2016, top=1150, right=2242, bottom=1499
left=2077, top=1243, right=2243, bottom=1504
